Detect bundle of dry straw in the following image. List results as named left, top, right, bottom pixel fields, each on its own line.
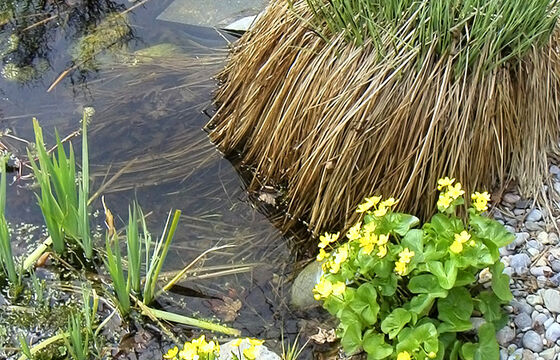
left=208, top=0, right=560, bottom=235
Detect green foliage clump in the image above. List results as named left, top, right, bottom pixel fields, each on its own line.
left=28, top=110, right=93, bottom=258
left=314, top=178, right=512, bottom=359
left=304, top=0, right=560, bottom=73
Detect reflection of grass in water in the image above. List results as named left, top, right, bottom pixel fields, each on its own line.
left=85, top=55, right=225, bottom=194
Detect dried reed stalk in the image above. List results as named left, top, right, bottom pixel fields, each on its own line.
left=208, top=0, right=560, bottom=235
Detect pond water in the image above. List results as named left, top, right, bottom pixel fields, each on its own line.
left=0, top=0, right=309, bottom=357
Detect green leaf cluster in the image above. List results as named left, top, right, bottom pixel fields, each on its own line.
left=315, top=182, right=513, bottom=359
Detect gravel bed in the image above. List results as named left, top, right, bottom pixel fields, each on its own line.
left=494, top=166, right=560, bottom=360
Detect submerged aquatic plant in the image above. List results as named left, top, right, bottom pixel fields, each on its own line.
left=72, top=12, right=131, bottom=69
left=209, top=0, right=560, bottom=234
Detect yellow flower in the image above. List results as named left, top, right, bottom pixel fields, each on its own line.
left=377, top=234, right=389, bottom=245
left=437, top=177, right=455, bottom=190
left=329, top=260, right=341, bottom=274
left=179, top=343, right=197, bottom=360
left=332, top=281, right=346, bottom=296
left=380, top=197, right=399, bottom=208
left=468, top=240, right=476, bottom=247
left=231, top=338, right=243, bottom=347
left=359, top=234, right=377, bottom=255
left=346, top=221, right=362, bottom=240
left=248, top=338, right=265, bottom=346
left=313, top=278, right=333, bottom=300
left=471, top=191, right=491, bottom=212
left=201, top=340, right=218, bottom=354
left=164, top=346, right=179, bottom=359
left=377, top=244, right=387, bottom=258
left=334, top=244, right=349, bottom=264
left=356, top=196, right=381, bottom=213
left=363, top=221, right=376, bottom=234
left=192, top=335, right=205, bottom=348
left=398, top=248, right=415, bottom=264
left=318, top=232, right=339, bottom=249
left=437, top=193, right=453, bottom=210
left=397, top=351, right=412, bottom=360
left=394, top=261, right=407, bottom=275
left=316, top=248, right=330, bottom=262
left=243, top=345, right=257, bottom=360
left=428, top=351, right=437, bottom=359
left=447, top=183, right=465, bottom=199
left=373, top=206, right=388, bottom=217
left=449, top=240, right=463, bottom=254
left=455, top=230, right=471, bottom=244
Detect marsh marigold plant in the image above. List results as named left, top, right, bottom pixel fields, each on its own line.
left=313, top=178, right=513, bottom=359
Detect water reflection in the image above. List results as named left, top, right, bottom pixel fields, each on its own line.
left=0, top=0, right=301, bottom=347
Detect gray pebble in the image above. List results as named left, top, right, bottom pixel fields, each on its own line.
left=500, top=349, right=508, bottom=360
left=503, top=267, right=514, bottom=277
left=504, top=193, right=521, bottom=204
left=549, top=233, right=559, bottom=245
left=512, top=300, right=534, bottom=315
left=550, top=165, right=560, bottom=176
left=526, top=221, right=544, bottom=231
left=527, top=209, right=543, bottom=222
left=523, top=331, right=544, bottom=352
left=527, top=248, right=540, bottom=257
left=528, top=240, right=544, bottom=251
left=543, top=289, right=560, bottom=313
left=539, top=348, right=556, bottom=360
left=531, top=266, right=552, bottom=277
left=528, top=294, right=544, bottom=306
left=517, top=199, right=532, bottom=209
left=516, top=232, right=530, bottom=245
left=545, top=323, right=560, bottom=342
left=534, top=313, right=550, bottom=326
left=515, top=312, right=533, bottom=331
left=551, top=260, right=560, bottom=273
left=537, top=232, right=549, bottom=244
left=511, top=253, right=532, bottom=275
left=522, top=349, right=536, bottom=360
left=550, top=273, right=560, bottom=286
left=497, top=326, right=516, bottom=346
left=544, top=317, right=555, bottom=329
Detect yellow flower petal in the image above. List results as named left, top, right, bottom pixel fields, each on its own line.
left=437, top=177, right=455, bottom=190
left=450, top=240, right=463, bottom=254
left=397, top=351, right=411, bottom=360
left=248, top=338, right=265, bottom=346
left=164, top=346, right=179, bottom=359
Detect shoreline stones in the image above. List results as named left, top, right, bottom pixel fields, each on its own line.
left=496, top=164, right=560, bottom=360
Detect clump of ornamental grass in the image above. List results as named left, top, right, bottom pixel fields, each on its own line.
left=208, top=0, right=560, bottom=235
left=313, top=178, right=512, bottom=359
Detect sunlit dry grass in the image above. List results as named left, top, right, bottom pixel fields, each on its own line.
left=208, top=0, right=560, bottom=235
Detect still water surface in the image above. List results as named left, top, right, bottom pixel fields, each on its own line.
left=0, top=0, right=300, bottom=348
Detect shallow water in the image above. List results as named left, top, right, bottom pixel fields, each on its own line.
left=0, top=0, right=302, bottom=354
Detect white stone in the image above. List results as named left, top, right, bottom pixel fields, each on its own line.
left=543, top=289, right=560, bottom=313
left=219, top=339, right=280, bottom=360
